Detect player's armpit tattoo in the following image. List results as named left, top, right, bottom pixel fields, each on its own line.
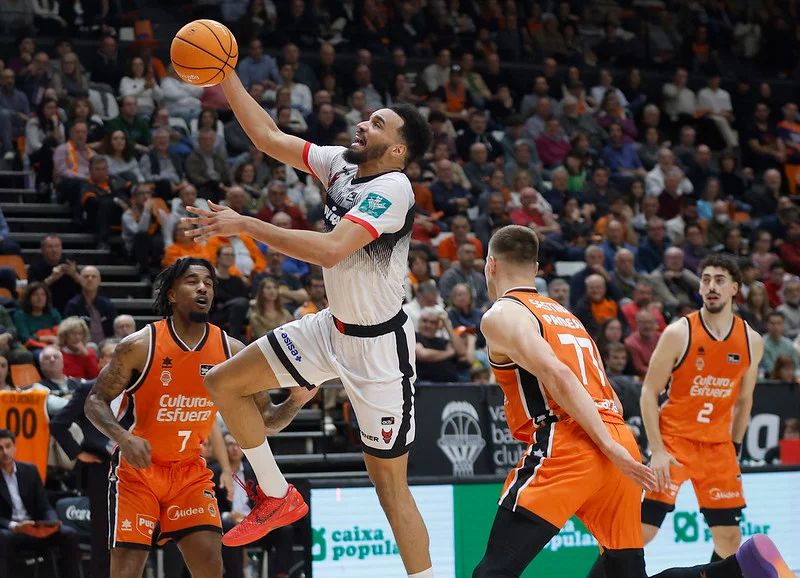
left=91, top=338, right=137, bottom=401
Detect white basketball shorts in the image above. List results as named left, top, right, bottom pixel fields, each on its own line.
left=256, top=308, right=416, bottom=458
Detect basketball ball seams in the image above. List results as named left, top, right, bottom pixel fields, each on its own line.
left=197, top=20, right=231, bottom=58
left=171, top=19, right=238, bottom=86
left=173, top=36, right=228, bottom=67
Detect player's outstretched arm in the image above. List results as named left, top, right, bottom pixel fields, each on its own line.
left=85, top=329, right=152, bottom=469
left=640, top=320, right=687, bottom=490
left=220, top=72, right=308, bottom=173
left=184, top=204, right=374, bottom=268
left=731, top=329, right=764, bottom=449
left=481, top=301, right=657, bottom=491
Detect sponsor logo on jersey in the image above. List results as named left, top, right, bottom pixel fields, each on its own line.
left=156, top=394, right=215, bottom=423
left=358, top=193, right=392, bottom=219
left=697, top=347, right=705, bottom=356
left=324, top=203, right=342, bottom=227
left=381, top=429, right=393, bottom=444
left=167, top=505, right=205, bottom=521
left=162, top=357, right=173, bottom=369
left=207, top=502, right=217, bottom=517
left=137, top=514, right=156, bottom=537
left=360, top=430, right=380, bottom=443
left=280, top=331, right=302, bottom=362
left=690, top=375, right=735, bottom=398
left=381, top=417, right=395, bottom=426
left=160, top=370, right=172, bottom=387
left=203, top=490, right=214, bottom=499
left=199, top=364, right=214, bottom=376
left=727, top=353, right=741, bottom=364
left=709, top=488, right=741, bottom=501
left=121, top=519, right=132, bottom=531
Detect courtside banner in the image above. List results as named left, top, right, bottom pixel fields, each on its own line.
left=309, top=471, right=800, bottom=577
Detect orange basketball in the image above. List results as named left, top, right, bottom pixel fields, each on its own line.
left=170, top=19, right=238, bottom=87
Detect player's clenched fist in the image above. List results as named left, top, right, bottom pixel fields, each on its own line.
left=120, top=434, right=153, bottom=470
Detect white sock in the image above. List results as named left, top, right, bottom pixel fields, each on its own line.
left=241, top=437, right=289, bottom=498
left=408, top=569, right=434, bottom=578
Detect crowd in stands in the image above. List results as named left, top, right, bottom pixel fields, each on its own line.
left=0, top=0, right=800, bottom=573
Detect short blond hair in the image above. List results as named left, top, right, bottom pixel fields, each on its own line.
left=57, top=316, right=90, bottom=347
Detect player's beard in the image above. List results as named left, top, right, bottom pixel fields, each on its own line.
left=703, top=296, right=728, bottom=314
left=189, top=311, right=209, bottom=323
left=343, top=141, right=390, bottom=165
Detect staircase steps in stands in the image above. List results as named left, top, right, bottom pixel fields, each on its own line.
left=0, top=188, right=37, bottom=203
left=5, top=217, right=78, bottom=234
left=2, top=203, right=69, bottom=216
left=13, top=232, right=121, bottom=249
left=20, top=248, right=120, bottom=266
left=102, top=281, right=152, bottom=299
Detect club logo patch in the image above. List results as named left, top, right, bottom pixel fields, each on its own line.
left=358, top=193, right=392, bottom=219
left=381, top=417, right=395, bottom=426
left=381, top=428, right=393, bottom=444
left=200, top=364, right=214, bottom=376
left=727, top=353, right=740, bottom=364
left=160, top=371, right=172, bottom=387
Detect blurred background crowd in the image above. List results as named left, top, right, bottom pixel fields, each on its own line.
left=1, top=0, right=800, bottom=576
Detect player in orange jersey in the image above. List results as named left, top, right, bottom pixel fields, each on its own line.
left=639, top=254, right=763, bottom=561
left=84, top=257, right=307, bottom=578
left=474, top=226, right=793, bottom=578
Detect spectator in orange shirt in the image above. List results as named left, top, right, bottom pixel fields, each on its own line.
left=294, top=274, right=327, bottom=319
left=575, top=274, right=628, bottom=339
left=206, top=234, right=266, bottom=281
left=437, top=215, right=484, bottom=271
left=406, top=160, right=437, bottom=215
left=161, top=221, right=209, bottom=269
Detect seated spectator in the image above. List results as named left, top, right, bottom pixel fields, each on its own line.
left=0, top=206, right=20, bottom=257
left=0, top=303, right=32, bottom=365
left=103, top=129, right=144, bottom=183
left=122, top=185, right=164, bottom=280
left=161, top=65, right=203, bottom=123
left=437, top=215, right=483, bottom=271
left=56, top=317, right=99, bottom=380
left=570, top=245, right=624, bottom=309
left=765, top=261, right=787, bottom=309
left=255, top=179, right=311, bottom=230
left=107, top=96, right=151, bottom=154
left=27, top=97, right=65, bottom=189
left=212, top=246, right=251, bottom=342
left=19, top=52, right=53, bottom=107
left=431, top=160, right=473, bottom=219
left=435, top=65, right=477, bottom=123
left=113, top=315, right=136, bottom=339
left=439, top=244, right=491, bottom=311
left=666, top=197, right=702, bottom=246
left=27, top=235, right=81, bottom=314
left=575, top=274, right=627, bottom=338
left=90, top=35, right=124, bottom=92
left=624, top=309, right=662, bottom=378
left=404, top=252, right=435, bottom=303
left=463, top=142, right=494, bottom=193
left=535, top=118, right=571, bottom=169
left=186, top=128, right=232, bottom=202
left=232, top=161, right=266, bottom=207
left=119, top=57, right=163, bottom=118
left=681, top=223, right=711, bottom=275
left=649, top=247, right=701, bottom=309
left=762, top=312, right=800, bottom=375
left=139, top=129, right=186, bottom=199
left=604, top=342, right=637, bottom=380
left=599, top=220, right=636, bottom=271
left=582, top=166, right=619, bottom=221
left=645, top=148, right=693, bottom=198
left=602, top=122, right=646, bottom=182
left=504, top=139, right=542, bottom=191
left=190, top=108, right=227, bottom=158
left=509, top=187, right=560, bottom=235
left=249, top=278, right=292, bottom=341
left=780, top=219, right=800, bottom=277
left=305, top=103, right=347, bottom=146
left=293, top=274, right=328, bottom=319
left=705, top=200, right=736, bottom=249
left=0, top=429, right=81, bottom=578
left=206, top=232, right=266, bottom=282
left=0, top=357, right=11, bottom=389
left=52, top=52, right=88, bottom=102
left=548, top=278, right=570, bottom=309
left=595, top=91, right=637, bottom=143
left=65, top=96, right=105, bottom=150
left=621, top=282, right=666, bottom=331
left=696, top=72, right=737, bottom=149
left=13, top=282, right=62, bottom=352
left=0, top=67, right=30, bottom=155
left=161, top=221, right=208, bottom=269
left=448, top=283, right=485, bottom=349
left=270, top=90, right=308, bottom=136
left=415, top=307, right=468, bottom=383
left=776, top=280, right=800, bottom=339
left=238, top=38, right=279, bottom=90
left=474, top=193, right=509, bottom=252
left=685, top=145, right=718, bottom=194
left=739, top=284, right=772, bottom=335
left=457, top=112, right=502, bottom=161
left=403, top=280, right=443, bottom=333
left=636, top=217, right=671, bottom=273
left=160, top=185, right=210, bottom=247
left=223, top=186, right=255, bottom=218
left=64, top=266, right=116, bottom=343
left=250, top=250, right=307, bottom=312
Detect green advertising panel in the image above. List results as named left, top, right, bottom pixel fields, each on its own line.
left=454, top=484, right=600, bottom=577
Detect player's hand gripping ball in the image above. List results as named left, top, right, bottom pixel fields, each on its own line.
left=171, top=19, right=238, bottom=87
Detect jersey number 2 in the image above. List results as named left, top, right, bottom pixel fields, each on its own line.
left=697, top=403, right=714, bottom=423
left=178, top=430, right=192, bottom=452
left=558, top=333, right=607, bottom=388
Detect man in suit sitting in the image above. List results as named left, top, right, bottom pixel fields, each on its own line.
left=212, top=431, right=295, bottom=578
left=0, top=428, right=81, bottom=578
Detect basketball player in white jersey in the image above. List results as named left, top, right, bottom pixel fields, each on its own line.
left=183, top=70, right=436, bottom=578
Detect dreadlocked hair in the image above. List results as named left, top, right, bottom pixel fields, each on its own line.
left=153, top=257, right=217, bottom=317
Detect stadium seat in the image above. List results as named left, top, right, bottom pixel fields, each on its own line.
left=0, top=255, right=26, bottom=279
left=11, top=364, right=42, bottom=388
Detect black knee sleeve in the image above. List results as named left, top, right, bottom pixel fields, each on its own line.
left=601, top=549, right=647, bottom=578
left=701, top=507, right=743, bottom=528
left=642, top=499, right=675, bottom=528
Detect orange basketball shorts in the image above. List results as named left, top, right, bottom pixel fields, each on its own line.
left=644, top=434, right=745, bottom=511
left=108, top=451, right=221, bottom=549
left=499, top=419, right=644, bottom=551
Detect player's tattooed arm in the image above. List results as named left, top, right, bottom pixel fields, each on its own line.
left=85, top=329, right=149, bottom=448
left=253, top=388, right=319, bottom=436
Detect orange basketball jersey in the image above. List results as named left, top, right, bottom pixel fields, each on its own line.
left=0, top=389, right=50, bottom=481
left=489, top=288, right=623, bottom=443
left=660, top=311, right=751, bottom=444
left=116, top=319, right=230, bottom=465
